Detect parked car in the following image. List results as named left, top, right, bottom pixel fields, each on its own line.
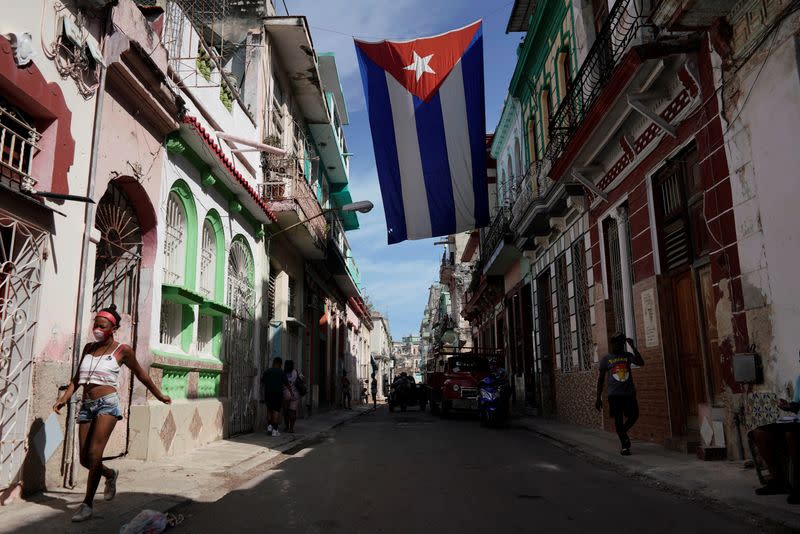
left=426, top=350, right=501, bottom=416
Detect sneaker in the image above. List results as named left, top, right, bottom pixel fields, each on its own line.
left=621, top=448, right=631, bottom=456
left=271, top=429, right=280, bottom=437
left=103, top=468, right=119, bottom=501
left=267, top=424, right=273, bottom=433
left=72, top=503, right=93, bottom=522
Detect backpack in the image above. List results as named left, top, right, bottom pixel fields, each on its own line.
left=295, top=375, right=308, bottom=397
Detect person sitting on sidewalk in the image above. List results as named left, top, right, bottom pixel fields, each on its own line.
left=596, top=333, right=645, bottom=456
left=262, top=357, right=289, bottom=437
left=750, top=374, right=800, bottom=504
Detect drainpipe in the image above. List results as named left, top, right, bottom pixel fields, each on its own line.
left=62, top=12, right=109, bottom=489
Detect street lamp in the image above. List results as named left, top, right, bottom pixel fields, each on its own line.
left=265, top=200, right=374, bottom=255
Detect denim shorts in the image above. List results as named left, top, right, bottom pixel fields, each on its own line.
left=77, top=393, right=123, bottom=423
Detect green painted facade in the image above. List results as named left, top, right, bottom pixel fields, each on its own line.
left=506, top=0, right=577, bottom=168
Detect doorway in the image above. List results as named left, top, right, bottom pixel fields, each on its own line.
left=536, top=272, right=557, bottom=416
left=91, top=183, right=143, bottom=456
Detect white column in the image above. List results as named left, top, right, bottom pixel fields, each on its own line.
left=613, top=205, right=636, bottom=339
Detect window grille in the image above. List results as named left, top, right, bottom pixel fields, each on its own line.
left=163, top=192, right=186, bottom=286
left=555, top=254, right=573, bottom=370
left=159, top=300, right=183, bottom=346
left=572, top=240, right=593, bottom=370
left=606, top=218, right=626, bottom=336
left=288, top=276, right=296, bottom=317
left=199, top=219, right=216, bottom=299
left=0, top=102, right=40, bottom=191
left=267, top=270, right=277, bottom=321
left=197, top=315, right=213, bottom=354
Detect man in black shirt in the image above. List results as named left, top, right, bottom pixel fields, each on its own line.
left=596, top=333, right=645, bottom=456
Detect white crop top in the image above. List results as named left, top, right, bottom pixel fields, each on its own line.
left=79, top=344, right=122, bottom=388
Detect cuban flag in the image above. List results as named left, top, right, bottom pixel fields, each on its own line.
left=355, top=21, right=489, bottom=244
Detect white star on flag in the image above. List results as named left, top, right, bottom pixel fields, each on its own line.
left=403, top=51, right=436, bottom=81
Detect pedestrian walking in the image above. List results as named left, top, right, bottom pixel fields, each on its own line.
left=262, top=357, right=289, bottom=437
left=371, top=377, right=378, bottom=409
left=595, top=333, right=645, bottom=456
left=52, top=305, right=172, bottom=522
left=341, top=370, right=352, bottom=410
left=283, top=360, right=303, bottom=433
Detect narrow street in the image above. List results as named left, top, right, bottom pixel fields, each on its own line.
left=176, top=409, right=768, bottom=534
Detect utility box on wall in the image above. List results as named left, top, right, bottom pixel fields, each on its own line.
left=733, top=352, right=763, bottom=384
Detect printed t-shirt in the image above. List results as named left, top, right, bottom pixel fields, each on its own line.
left=600, top=352, right=637, bottom=397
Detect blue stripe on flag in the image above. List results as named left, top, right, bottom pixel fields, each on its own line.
left=356, top=48, right=408, bottom=243
left=413, top=93, right=456, bottom=237
left=461, top=28, right=489, bottom=228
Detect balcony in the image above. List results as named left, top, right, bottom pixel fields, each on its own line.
left=480, top=207, right=520, bottom=276
left=325, top=212, right=361, bottom=297
left=546, top=0, right=649, bottom=164
left=259, top=153, right=326, bottom=259
left=0, top=106, right=40, bottom=194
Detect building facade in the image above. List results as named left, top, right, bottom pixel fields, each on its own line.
left=1, top=0, right=372, bottom=501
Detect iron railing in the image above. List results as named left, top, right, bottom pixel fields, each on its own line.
left=545, top=0, right=649, bottom=163
left=0, top=106, right=39, bottom=192
left=259, top=153, right=326, bottom=250
left=480, top=207, right=512, bottom=261
left=327, top=212, right=362, bottom=288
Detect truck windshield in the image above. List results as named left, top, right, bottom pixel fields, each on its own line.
left=448, top=358, right=488, bottom=373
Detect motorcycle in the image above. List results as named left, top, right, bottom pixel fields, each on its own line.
left=478, top=368, right=511, bottom=427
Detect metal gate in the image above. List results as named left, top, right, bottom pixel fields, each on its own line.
left=0, top=212, right=46, bottom=489
left=91, top=184, right=142, bottom=456
left=224, top=240, right=255, bottom=436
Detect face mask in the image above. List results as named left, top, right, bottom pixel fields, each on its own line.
left=93, top=329, right=109, bottom=342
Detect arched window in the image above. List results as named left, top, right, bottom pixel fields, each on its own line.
left=159, top=180, right=198, bottom=352
left=514, top=137, right=522, bottom=182
left=163, top=192, right=186, bottom=285
left=506, top=155, right=514, bottom=203
left=500, top=169, right=507, bottom=205
left=197, top=218, right=217, bottom=354
left=541, top=89, right=552, bottom=145
left=199, top=219, right=216, bottom=298
left=160, top=191, right=187, bottom=346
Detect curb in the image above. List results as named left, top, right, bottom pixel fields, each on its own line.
left=519, top=421, right=800, bottom=532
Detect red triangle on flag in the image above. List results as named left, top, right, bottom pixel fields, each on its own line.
left=355, top=21, right=481, bottom=102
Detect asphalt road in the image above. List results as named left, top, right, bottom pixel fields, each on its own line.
left=176, top=407, right=775, bottom=533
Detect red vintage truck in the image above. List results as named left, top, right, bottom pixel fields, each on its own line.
left=425, top=348, right=503, bottom=416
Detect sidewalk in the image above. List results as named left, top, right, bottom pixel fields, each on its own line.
left=0, top=406, right=372, bottom=534
left=518, top=417, right=800, bottom=530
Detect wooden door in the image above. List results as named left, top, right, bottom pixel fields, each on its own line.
left=537, top=273, right=557, bottom=416
left=671, top=268, right=708, bottom=429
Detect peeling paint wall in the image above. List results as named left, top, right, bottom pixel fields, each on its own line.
left=721, top=10, right=800, bottom=393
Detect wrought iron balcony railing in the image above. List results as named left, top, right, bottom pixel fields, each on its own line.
left=259, top=154, right=326, bottom=250
left=0, top=106, right=40, bottom=192
left=480, top=206, right=512, bottom=261
left=545, top=0, right=649, bottom=163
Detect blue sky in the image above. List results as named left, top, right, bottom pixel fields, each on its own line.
left=287, top=0, right=522, bottom=338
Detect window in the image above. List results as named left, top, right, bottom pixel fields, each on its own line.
left=0, top=101, right=39, bottom=189
left=527, top=118, right=539, bottom=163
left=160, top=192, right=187, bottom=346
left=199, top=219, right=216, bottom=298
left=267, top=269, right=277, bottom=322
left=572, top=240, right=593, bottom=370
left=558, top=51, right=574, bottom=124
left=288, top=276, right=296, bottom=318
left=555, top=254, right=573, bottom=370
left=514, top=138, right=522, bottom=184
left=197, top=219, right=217, bottom=354
left=163, top=192, right=186, bottom=285
left=271, top=76, right=285, bottom=143
left=603, top=207, right=634, bottom=337
left=541, top=90, right=552, bottom=144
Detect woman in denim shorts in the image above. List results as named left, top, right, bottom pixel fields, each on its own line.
left=53, top=305, right=172, bottom=522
